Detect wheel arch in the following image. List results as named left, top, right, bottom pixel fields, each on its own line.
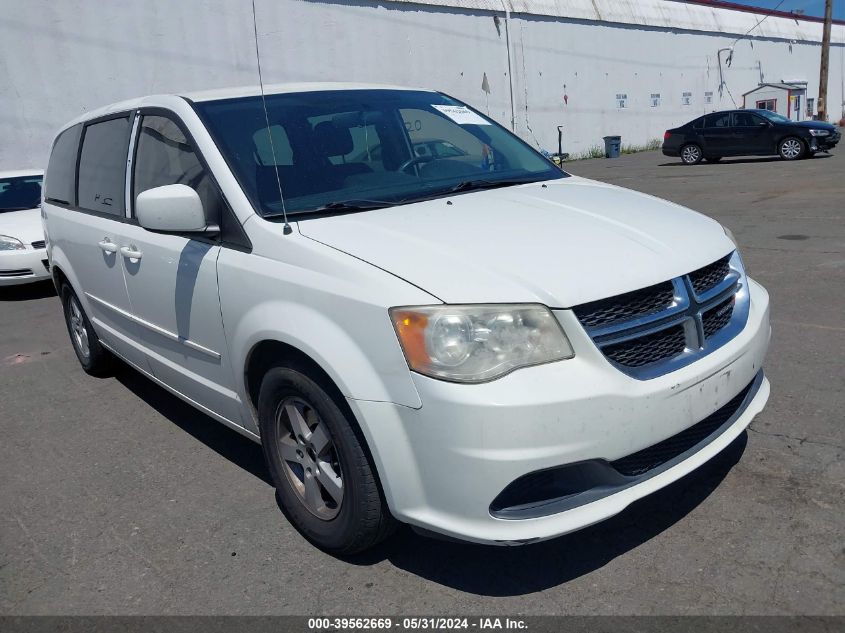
left=243, top=337, right=397, bottom=515
left=244, top=339, right=342, bottom=421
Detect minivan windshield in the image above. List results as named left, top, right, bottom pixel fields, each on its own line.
left=193, top=89, right=565, bottom=218
left=0, top=175, right=43, bottom=212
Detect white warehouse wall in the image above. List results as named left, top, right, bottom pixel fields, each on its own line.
left=1, top=0, right=843, bottom=169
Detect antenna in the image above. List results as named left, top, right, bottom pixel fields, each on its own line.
left=251, top=0, right=291, bottom=235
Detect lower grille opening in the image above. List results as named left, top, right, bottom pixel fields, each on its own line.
left=0, top=269, right=33, bottom=277
left=602, top=324, right=687, bottom=368
left=489, top=374, right=759, bottom=519
left=610, top=379, right=755, bottom=476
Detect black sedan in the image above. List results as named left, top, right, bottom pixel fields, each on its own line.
left=662, top=109, right=840, bottom=164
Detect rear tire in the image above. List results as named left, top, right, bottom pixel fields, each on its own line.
left=258, top=364, right=396, bottom=554
left=778, top=137, right=805, bottom=160
left=61, top=284, right=115, bottom=377
left=680, top=144, right=703, bottom=164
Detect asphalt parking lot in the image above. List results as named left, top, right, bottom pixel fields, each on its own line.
left=1, top=150, right=843, bottom=615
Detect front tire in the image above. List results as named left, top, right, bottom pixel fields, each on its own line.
left=778, top=137, right=805, bottom=160
left=61, top=285, right=115, bottom=377
left=680, top=144, right=703, bottom=164
left=258, top=365, right=396, bottom=554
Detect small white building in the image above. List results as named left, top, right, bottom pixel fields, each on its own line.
left=742, top=82, right=810, bottom=121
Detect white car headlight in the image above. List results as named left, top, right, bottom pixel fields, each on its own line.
left=390, top=304, right=574, bottom=383
left=0, top=235, right=26, bottom=251
left=808, top=129, right=830, bottom=137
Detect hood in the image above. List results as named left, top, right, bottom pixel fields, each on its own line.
left=792, top=120, right=836, bottom=130
left=0, top=208, right=44, bottom=245
left=298, top=177, right=735, bottom=307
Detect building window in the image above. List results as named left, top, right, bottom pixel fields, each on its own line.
left=704, top=91, right=713, bottom=104
left=756, top=99, right=777, bottom=111
left=616, top=93, right=628, bottom=108
left=650, top=93, right=661, bottom=107
left=806, top=97, right=815, bottom=117
left=682, top=91, right=692, bottom=106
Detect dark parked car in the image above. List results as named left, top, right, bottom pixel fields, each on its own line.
left=662, top=109, right=840, bottom=164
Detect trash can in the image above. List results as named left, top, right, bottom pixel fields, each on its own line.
left=603, top=135, right=621, bottom=158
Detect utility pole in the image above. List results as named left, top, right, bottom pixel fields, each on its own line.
left=817, top=0, right=832, bottom=121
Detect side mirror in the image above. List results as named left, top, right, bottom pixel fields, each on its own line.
left=136, top=184, right=218, bottom=235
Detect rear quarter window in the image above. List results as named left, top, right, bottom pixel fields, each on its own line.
left=45, top=124, right=82, bottom=205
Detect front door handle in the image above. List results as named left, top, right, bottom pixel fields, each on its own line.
left=119, top=245, right=143, bottom=260
left=98, top=238, right=118, bottom=253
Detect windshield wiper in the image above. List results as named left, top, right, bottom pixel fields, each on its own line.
left=264, top=199, right=393, bottom=220
left=309, top=200, right=393, bottom=213
left=447, top=177, right=547, bottom=194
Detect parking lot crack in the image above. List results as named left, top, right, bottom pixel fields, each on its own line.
left=747, top=425, right=844, bottom=450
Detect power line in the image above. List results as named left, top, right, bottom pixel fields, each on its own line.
left=732, top=0, right=789, bottom=46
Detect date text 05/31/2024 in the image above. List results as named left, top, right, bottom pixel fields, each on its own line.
left=308, top=617, right=528, bottom=630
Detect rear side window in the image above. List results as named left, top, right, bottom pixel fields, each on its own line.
left=45, top=124, right=82, bottom=205
left=133, top=115, right=222, bottom=223
left=704, top=113, right=731, bottom=128
left=77, top=117, right=131, bottom=215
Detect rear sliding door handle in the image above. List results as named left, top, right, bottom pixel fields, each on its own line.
left=119, top=245, right=143, bottom=260
left=97, top=238, right=118, bottom=253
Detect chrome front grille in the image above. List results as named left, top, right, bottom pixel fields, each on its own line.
left=573, top=251, right=749, bottom=379
left=603, top=324, right=687, bottom=368
left=689, top=255, right=731, bottom=296
left=573, top=281, right=675, bottom=328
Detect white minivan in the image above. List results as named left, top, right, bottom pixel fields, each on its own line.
left=43, top=83, right=770, bottom=553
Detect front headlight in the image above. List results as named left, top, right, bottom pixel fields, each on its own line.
left=808, top=129, right=831, bottom=137
left=0, top=235, right=26, bottom=251
left=390, top=304, right=574, bottom=383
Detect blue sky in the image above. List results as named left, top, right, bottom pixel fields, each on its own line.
left=721, top=1, right=844, bottom=20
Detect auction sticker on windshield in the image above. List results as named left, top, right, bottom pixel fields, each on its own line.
left=432, top=104, right=490, bottom=125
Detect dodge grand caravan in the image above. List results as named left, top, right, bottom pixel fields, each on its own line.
left=42, top=83, right=770, bottom=553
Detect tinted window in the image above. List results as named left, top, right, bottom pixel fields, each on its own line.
left=133, top=115, right=222, bottom=223
left=704, top=113, right=732, bottom=128
left=733, top=112, right=763, bottom=127
left=691, top=117, right=704, bottom=129
left=45, top=124, right=82, bottom=205
left=77, top=117, right=131, bottom=215
left=0, top=175, right=43, bottom=212
left=194, top=89, right=562, bottom=218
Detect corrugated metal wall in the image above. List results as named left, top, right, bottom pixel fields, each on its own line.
left=1, top=0, right=843, bottom=169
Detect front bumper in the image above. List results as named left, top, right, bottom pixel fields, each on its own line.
left=350, top=278, right=770, bottom=545
left=810, top=130, right=840, bottom=151
left=0, top=246, right=51, bottom=286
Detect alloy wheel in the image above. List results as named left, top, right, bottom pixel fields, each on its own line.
left=681, top=145, right=701, bottom=164
left=780, top=138, right=802, bottom=159
left=68, top=295, right=90, bottom=360
left=275, top=397, right=344, bottom=520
